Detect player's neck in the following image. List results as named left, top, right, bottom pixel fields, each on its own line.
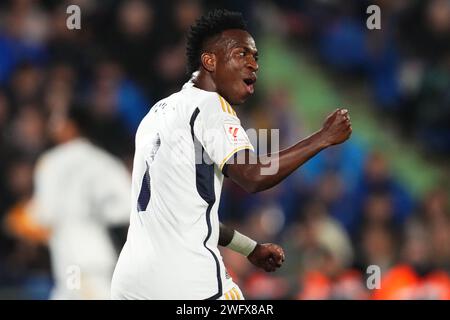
left=57, top=130, right=82, bottom=145
left=192, top=70, right=217, bottom=93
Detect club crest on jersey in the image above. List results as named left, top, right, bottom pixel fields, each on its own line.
left=224, top=122, right=248, bottom=145
left=228, top=126, right=239, bottom=140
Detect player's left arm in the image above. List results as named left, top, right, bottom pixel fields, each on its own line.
left=219, top=222, right=285, bottom=272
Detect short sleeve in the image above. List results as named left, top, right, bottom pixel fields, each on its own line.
left=92, top=160, right=131, bottom=226
left=31, top=156, right=59, bottom=227
left=193, top=93, right=254, bottom=170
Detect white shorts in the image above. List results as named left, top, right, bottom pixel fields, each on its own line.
left=218, top=280, right=245, bottom=300
left=111, top=278, right=244, bottom=300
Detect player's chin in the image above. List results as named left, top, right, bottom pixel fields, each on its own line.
left=235, top=91, right=252, bottom=104
left=230, top=96, right=247, bottom=105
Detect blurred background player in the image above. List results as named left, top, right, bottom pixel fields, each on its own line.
left=8, top=106, right=131, bottom=299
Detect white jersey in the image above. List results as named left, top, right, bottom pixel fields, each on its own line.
left=111, top=80, right=254, bottom=300
left=31, top=138, right=131, bottom=299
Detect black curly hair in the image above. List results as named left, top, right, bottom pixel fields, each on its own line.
left=186, top=9, right=248, bottom=75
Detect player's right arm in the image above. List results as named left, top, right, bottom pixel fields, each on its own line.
left=224, top=108, right=352, bottom=193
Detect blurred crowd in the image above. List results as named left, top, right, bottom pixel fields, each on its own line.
left=0, top=0, right=449, bottom=299
left=274, top=0, right=450, bottom=155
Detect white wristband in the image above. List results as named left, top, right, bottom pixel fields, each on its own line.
left=226, top=231, right=257, bottom=257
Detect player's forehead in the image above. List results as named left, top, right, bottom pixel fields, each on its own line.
left=219, top=29, right=257, bottom=53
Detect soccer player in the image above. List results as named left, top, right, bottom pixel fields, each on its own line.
left=29, top=106, right=131, bottom=299
left=111, top=9, right=352, bottom=300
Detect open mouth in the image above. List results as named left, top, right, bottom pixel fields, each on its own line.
left=243, top=78, right=255, bottom=85
left=243, top=76, right=257, bottom=94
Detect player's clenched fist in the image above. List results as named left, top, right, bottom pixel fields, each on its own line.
left=320, top=108, right=352, bottom=146
left=247, top=243, right=285, bottom=272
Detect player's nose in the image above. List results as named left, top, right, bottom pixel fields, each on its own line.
left=251, top=61, right=259, bottom=72
left=247, top=58, right=259, bottom=72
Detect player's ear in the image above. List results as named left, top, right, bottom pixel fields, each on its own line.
left=201, top=52, right=216, bottom=72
